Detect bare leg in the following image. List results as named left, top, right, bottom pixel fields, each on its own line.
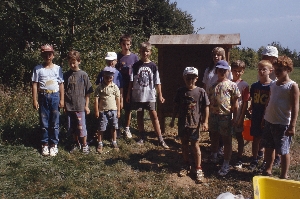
left=210, top=131, right=220, bottom=153
left=264, top=148, right=275, bottom=175
left=252, top=136, right=262, bottom=159
left=236, top=131, right=244, bottom=158
left=111, top=128, right=117, bottom=142
left=137, top=110, right=144, bottom=133
left=191, top=140, right=201, bottom=169
left=125, top=109, right=131, bottom=127
left=181, top=138, right=190, bottom=164
left=280, top=153, right=290, bottom=179
left=97, top=130, right=104, bottom=142
left=222, top=135, right=232, bottom=161
left=149, top=110, right=162, bottom=137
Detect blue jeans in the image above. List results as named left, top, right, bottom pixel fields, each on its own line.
left=38, top=92, right=60, bottom=145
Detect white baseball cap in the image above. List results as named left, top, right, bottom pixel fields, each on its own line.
left=262, top=46, right=278, bottom=58
left=105, top=52, right=117, bottom=60
left=183, top=67, right=198, bottom=76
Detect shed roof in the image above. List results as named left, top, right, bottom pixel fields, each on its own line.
left=149, top=34, right=241, bottom=45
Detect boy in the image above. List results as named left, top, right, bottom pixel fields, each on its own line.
left=207, top=60, right=240, bottom=176
left=126, top=42, right=169, bottom=149
left=231, top=60, right=250, bottom=169
left=262, top=56, right=299, bottom=179
left=170, top=67, right=209, bottom=183
left=64, top=50, right=93, bottom=154
left=248, top=60, right=273, bottom=171
left=96, top=52, right=123, bottom=138
left=32, top=44, right=64, bottom=156
left=116, top=34, right=139, bottom=138
left=95, top=67, right=120, bottom=153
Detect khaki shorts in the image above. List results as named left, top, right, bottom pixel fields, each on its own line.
left=208, top=114, right=232, bottom=136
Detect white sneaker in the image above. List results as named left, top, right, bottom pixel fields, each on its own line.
left=49, top=145, right=58, bottom=157
left=42, top=145, right=49, bottom=156
left=82, top=145, right=90, bottom=154
left=124, top=128, right=132, bottom=138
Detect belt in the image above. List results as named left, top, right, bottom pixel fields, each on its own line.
left=39, top=89, right=58, bottom=94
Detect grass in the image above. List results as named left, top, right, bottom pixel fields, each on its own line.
left=0, top=68, right=300, bottom=198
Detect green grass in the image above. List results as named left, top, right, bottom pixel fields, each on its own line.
left=0, top=68, right=300, bottom=198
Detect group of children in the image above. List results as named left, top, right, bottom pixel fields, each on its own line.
left=32, top=39, right=299, bottom=184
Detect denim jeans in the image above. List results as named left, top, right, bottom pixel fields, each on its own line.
left=38, top=92, right=60, bottom=145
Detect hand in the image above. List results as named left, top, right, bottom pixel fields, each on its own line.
left=159, top=95, right=165, bottom=103
left=117, top=111, right=120, bottom=118
left=285, top=126, right=295, bottom=136
left=85, top=107, right=90, bottom=115
left=169, top=120, right=175, bottom=128
left=59, top=100, right=64, bottom=109
left=95, top=112, right=99, bottom=118
left=33, top=100, right=39, bottom=110
left=120, top=101, right=123, bottom=110
left=201, top=122, right=208, bottom=132
left=126, top=95, right=130, bottom=103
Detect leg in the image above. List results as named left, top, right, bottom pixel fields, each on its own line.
left=149, top=110, right=163, bottom=138
left=264, top=147, right=274, bottom=175
left=236, top=131, right=244, bottom=159
left=222, top=134, right=232, bottom=162
left=191, top=140, right=201, bottom=169
left=38, top=94, right=50, bottom=146
left=49, top=92, right=60, bottom=146
left=181, top=138, right=190, bottom=164
left=124, top=109, right=131, bottom=128
left=252, top=136, right=262, bottom=160
left=137, top=110, right=145, bottom=133
left=97, top=130, right=104, bottom=143
left=280, top=153, right=290, bottom=179
left=210, top=131, right=220, bottom=154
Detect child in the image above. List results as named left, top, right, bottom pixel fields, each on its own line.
left=207, top=60, right=240, bottom=176
left=248, top=60, right=273, bottom=171
left=126, top=42, right=169, bottom=149
left=64, top=50, right=93, bottom=154
left=202, top=47, right=232, bottom=157
left=262, top=56, right=299, bottom=179
left=231, top=60, right=250, bottom=169
left=170, top=67, right=209, bottom=183
left=115, top=34, right=139, bottom=138
left=31, top=44, right=64, bottom=156
left=261, top=46, right=278, bottom=81
left=96, top=52, right=123, bottom=138
left=94, top=67, right=120, bottom=153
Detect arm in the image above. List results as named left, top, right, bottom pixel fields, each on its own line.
left=170, top=103, right=179, bottom=128
left=201, top=106, right=209, bottom=131
left=155, top=84, right=165, bottom=103
left=231, top=97, right=239, bottom=126
left=85, top=94, right=90, bottom=114
left=59, top=83, right=64, bottom=108
left=126, top=81, right=133, bottom=103
left=119, top=88, right=123, bottom=110
left=32, top=82, right=39, bottom=110
left=94, top=97, right=99, bottom=118
left=237, top=100, right=248, bottom=127
left=116, top=96, right=120, bottom=118
left=286, top=83, right=299, bottom=136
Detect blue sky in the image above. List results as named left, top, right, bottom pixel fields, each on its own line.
left=170, top=0, right=300, bottom=52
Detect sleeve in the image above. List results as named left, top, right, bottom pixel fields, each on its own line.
left=118, top=72, right=123, bottom=88
left=85, top=74, right=94, bottom=94
left=242, top=85, right=250, bottom=102
left=31, top=66, right=39, bottom=82
left=202, top=68, right=208, bottom=84
left=115, top=85, right=120, bottom=98
left=154, top=64, right=161, bottom=85
left=94, top=86, right=100, bottom=97
left=58, top=66, right=64, bottom=83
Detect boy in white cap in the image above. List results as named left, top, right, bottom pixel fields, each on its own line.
left=94, top=66, right=120, bottom=153
left=207, top=60, right=241, bottom=176
left=170, top=66, right=209, bottom=184
left=261, top=45, right=278, bottom=80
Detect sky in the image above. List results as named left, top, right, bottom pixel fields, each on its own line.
left=170, top=0, right=300, bottom=52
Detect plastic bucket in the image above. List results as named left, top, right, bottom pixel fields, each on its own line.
left=242, top=120, right=253, bottom=141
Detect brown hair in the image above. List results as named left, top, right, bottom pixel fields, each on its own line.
left=119, top=34, right=132, bottom=44
left=209, top=47, right=226, bottom=71
left=274, top=55, right=293, bottom=71
left=231, top=60, right=246, bottom=70
left=67, top=50, right=80, bottom=62
left=139, top=42, right=152, bottom=50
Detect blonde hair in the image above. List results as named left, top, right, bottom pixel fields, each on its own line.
left=231, top=60, right=246, bottom=70
left=212, top=47, right=226, bottom=61
left=257, top=60, right=272, bottom=69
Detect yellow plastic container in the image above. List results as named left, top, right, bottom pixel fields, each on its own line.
left=253, top=176, right=300, bottom=199
left=242, top=119, right=253, bottom=141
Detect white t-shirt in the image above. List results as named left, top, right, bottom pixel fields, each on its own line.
left=32, top=64, right=64, bottom=91
left=202, top=66, right=233, bottom=92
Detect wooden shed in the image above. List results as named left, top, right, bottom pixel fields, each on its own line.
left=148, top=34, right=241, bottom=133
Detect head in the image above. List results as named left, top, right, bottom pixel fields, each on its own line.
left=119, top=34, right=132, bottom=51
left=273, top=55, right=293, bottom=78
left=231, top=60, right=246, bottom=81
left=212, top=47, right=226, bottom=65
left=257, top=60, right=273, bottom=78
left=183, top=67, right=198, bottom=87
left=105, top=52, right=117, bottom=67
left=139, top=42, right=152, bottom=61
left=215, top=60, right=230, bottom=79
left=103, top=66, right=115, bottom=85
left=261, top=46, right=278, bottom=64
left=40, top=44, right=54, bottom=63
left=67, top=50, right=81, bottom=71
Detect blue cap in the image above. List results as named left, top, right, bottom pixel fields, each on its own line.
left=103, top=66, right=116, bottom=76
left=216, top=60, right=230, bottom=70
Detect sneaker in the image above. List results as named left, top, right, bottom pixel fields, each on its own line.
left=159, top=140, right=169, bottom=149
left=124, top=128, right=132, bottom=138
left=196, top=169, right=204, bottom=183
left=97, top=144, right=103, bottom=154
left=257, top=152, right=264, bottom=160
left=137, top=139, right=144, bottom=146
left=218, top=164, right=230, bottom=176
left=41, top=145, right=49, bottom=156
left=248, top=160, right=258, bottom=171
left=234, top=160, right=243, bottom=169
left=178, top=165, right=190, bottom=177
left=273, top=157, right=281, bottom=168
left=49, top=145, right=58, bottom=157
left=112, top=142, right=119, bottom=151
left=258, top=161, right=266, bottom=173
left=69, top=143, right=81, bottom=153
left=217, top=147, right=224, bottom=158
left=82, top=145, right=90, bottom=154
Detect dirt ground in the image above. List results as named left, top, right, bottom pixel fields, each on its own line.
left=140, top=123, right=300, bottom=198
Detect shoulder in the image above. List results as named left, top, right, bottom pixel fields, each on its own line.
left=33, top=64, right=43, bottom=70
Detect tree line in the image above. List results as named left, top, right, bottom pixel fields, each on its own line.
left=1, top=0, right=299, bottom=88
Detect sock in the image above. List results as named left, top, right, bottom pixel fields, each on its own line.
left=98, top=142, right=103, bottom=146
left=125, top=127, right=129, bottom=130
left=196, top=166, right=202, bottom=170
left=158, top=135, right=163, bottom=142
left=112, top=140, right=117, bottom=144
left=258, top=151, right=264, bottom=157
